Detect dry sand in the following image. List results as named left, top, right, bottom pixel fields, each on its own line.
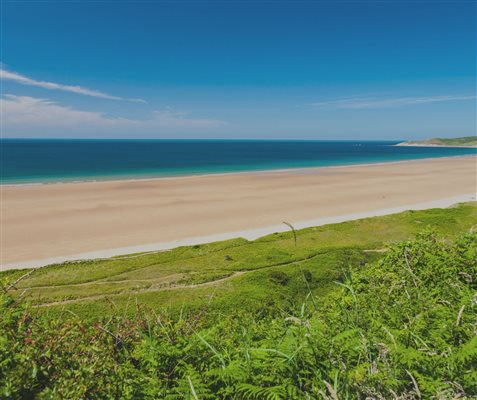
left=2, top=156, right=476, bottom=270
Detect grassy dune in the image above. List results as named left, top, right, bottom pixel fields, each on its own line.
left=403, top=136, right=477, bottom=146
left=1, top=204, right=476, bottom=398
left=3, top=202, right=476, bottom=319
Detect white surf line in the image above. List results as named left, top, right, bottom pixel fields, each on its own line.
left=2, top=154, right=476, bottom=187
left=1, top=193, right=476, bottom=271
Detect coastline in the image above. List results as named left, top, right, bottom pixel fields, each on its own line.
left=2, top=155, right=476, bottom=271
left=395, top=143, right=477, bottom=149
left=2, top=193, right=476, bottom=271
left=2, top=153, right=476, bottom=188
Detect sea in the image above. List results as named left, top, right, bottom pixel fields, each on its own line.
left=1, top=139, right=476, bottom=184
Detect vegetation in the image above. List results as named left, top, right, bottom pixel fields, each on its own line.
left=2, top=203, right=476, bottom=319
left=1, top=230, right=476, bottom=398
left=402, top=136, right=477, bottom=147
left=1, top=203, right=476, bottom=398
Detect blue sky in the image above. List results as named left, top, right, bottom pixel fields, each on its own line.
left=1, top=0, right=476, bottom=139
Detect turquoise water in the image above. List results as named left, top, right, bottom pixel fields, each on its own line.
left=1, top=139, right=475, bottom=184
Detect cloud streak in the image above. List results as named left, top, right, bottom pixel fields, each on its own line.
left=1, top=95, right=225, bottom=133
left=151, top=108, right=227, bottom=128
left=1, top=95, right=136, bottom=127
left=0, top=68, right=146, bottom=103
left=309, top=95, right=476, bottom=109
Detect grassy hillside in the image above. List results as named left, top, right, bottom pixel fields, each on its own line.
left=2, top=202, right=476, bottom=320
left=1, top=228, right=476, bottom=398
left=403, top=136, right=477, bottom=146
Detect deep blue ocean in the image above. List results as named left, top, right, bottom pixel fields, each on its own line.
left=1, top=139, right=476, bottom=184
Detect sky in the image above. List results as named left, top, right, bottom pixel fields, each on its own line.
left=1, top=0, right=476, bottom=140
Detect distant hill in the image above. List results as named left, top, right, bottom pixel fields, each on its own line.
left=399, top=136, right=477, bottom=147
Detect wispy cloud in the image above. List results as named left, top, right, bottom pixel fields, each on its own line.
left=1, top=95, right=225, bottom=132
left=309, top=95, right=476, bottom=109
left=150, top=108, right=226, bottom=128
left=2, top=95, right=137, bottom=127
left=0, top=67, right=146, bottom=103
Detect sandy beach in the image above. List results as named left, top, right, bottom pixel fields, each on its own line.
left=2, top=155, right=476, bottom=270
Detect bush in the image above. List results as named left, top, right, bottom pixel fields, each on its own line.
left=301, top=269, right=313, bottom=282
left=1, top=232, right=476, bottom=399
left=269, top=271, right=289, bottom=285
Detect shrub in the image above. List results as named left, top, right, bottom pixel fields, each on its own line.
left=1, top=232, right=475, bottom=399
left=301, top=269, right=313, bottom=282
left=269, top=271, right=289, bottom=285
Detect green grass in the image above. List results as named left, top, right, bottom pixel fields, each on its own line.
left=2, top=226, right=476, bottom=398
left=2, top=202, right=476, bottom=320
left=405, top=136, right=477, bottom=146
